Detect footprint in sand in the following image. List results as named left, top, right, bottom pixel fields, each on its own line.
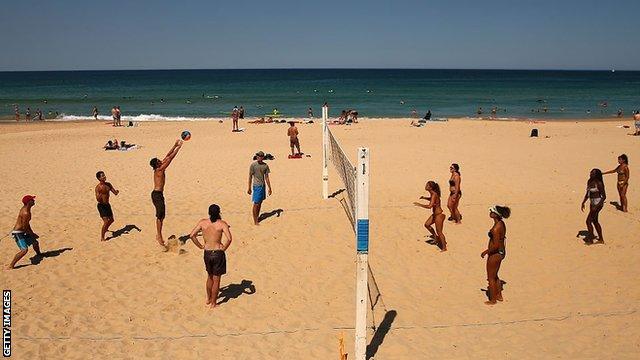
left=165, top=235, right=187, bottom=254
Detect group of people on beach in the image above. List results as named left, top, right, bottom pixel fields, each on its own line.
left=581, top=154, right=630, bottom=244
left=411, top=151, right=632, bottom=304
left=5, top=107, right=635, bottom=310
left=111, top=106, right=122, bottom=126
left=13, top=105, right=44, bottom=121
left=412, top=162, right=510, bottom=305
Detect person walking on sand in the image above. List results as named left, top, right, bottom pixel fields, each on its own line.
left=307, top=107, right=314, bottom=118
left=581, top=168, right=606, bottom=244
left=95, top=171, right=119, bottom=241
left=248, top=151, right=272, bottom=225
left=287, top=122, right=301, bottom=156
left=150, top=139, right=184, bottom=249
left=603, top=154, right=629, bottom=212
left=189, top=204, right=232, bottom=309
left=14, top=105, right=20, bottom=121
left=93, top=106, right=99, bottom=120
left=447, top=163, right=462, bottom=223
left=25, top=107, right=31, bottom=122
left=232, top=107, right=239, bottom=131
left=481, top=205, right=510, bottom=305
left=414, top=181, right=447, bottom=251
left=7, top=195, right=42, bottom=269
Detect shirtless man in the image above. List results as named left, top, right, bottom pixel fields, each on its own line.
left=150, top=139, right=183, bottom=248
left=93, top=106, right=99, bottom=120
left=7, top=195, right=42, bottom=269
left=189, top=204, right=233, bottom=309
left=14, top=105, right=19, bottom=121
left=287, top=122, right=301, bottom=156
left=95, top=171, right=119, bottom=241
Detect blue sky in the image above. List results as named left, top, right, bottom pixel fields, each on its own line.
left=1, top=0, right=638, bottom=71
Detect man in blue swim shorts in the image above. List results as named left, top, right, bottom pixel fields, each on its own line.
left=247, top=151, right=272, bottom=225
left=8, top=195, right=42, bottom=269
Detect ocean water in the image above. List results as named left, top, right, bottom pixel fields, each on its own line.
left=0, top=69, right=639, bottom=120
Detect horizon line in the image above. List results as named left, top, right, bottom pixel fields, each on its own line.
left=0, top=67, right=635, bottom=73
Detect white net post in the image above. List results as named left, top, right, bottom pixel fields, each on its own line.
left=354, top=147, right=370, bottom=360
left=322, top=105, right=329, bottom=199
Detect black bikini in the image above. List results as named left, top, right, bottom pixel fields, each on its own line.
left=488, top=231, right=506, bottom=258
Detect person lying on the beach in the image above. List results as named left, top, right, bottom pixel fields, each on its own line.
left=410, top=120, right=424, bottom=127
left=118, top=140, right=137, bottom=150
left=248, top=117, right=275, bottom=124
left=104, top=139, right=119, bottom=150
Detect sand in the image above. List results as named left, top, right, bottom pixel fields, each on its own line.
left=0, top=118, right=639, bottom=359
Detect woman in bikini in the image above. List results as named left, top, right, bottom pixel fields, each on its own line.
left=414, top=181, right=447, bottom=251
left=581, top=168, right=606, bottom=243
left=603, top=154, right=629, bottom=212
left=447, top=163, right=462, bottom=223
left=481, top=205, right=510, bottom=305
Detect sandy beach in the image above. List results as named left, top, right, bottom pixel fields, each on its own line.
left=1, top=118, right=639, bottom=359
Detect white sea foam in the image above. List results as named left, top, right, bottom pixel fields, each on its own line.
left=55, top=113, right=223, bottom=122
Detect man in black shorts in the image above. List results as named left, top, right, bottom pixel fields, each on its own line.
left=95, top=171, right=119, bottom=242
left=150, top=139, right=183, bottom=249
left=189, top=204, right=233, bottom=309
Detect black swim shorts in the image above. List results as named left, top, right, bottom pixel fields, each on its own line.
left=204, top=250, right=227, bottom=276
left=97, top=203, right=113, bottom=218
left=151, top=190, right=165, bottom=220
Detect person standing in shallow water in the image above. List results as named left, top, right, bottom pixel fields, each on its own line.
left=414, top=181, right=447, bottom=251
left=603, top=154, right=629, bottom=212
left=581, top=168, right=606, bottom=244
left=481, top=205, right=510, bottom=305
left=189, top=204, right=233, bottom=309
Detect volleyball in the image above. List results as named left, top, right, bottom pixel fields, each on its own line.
left=181, top=130, right=191, bottom=141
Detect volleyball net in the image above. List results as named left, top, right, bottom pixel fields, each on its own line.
left=322, top=105, right=373, bottom=360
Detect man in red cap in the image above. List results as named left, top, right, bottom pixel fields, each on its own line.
left=7, top=195, right=42, bottom=269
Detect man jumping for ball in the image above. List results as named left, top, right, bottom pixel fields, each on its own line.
left=150, top=139, right=183, bottom=249
left=189, top=204, right=233, bottom=309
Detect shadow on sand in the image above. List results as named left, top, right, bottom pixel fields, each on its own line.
left=217, top=279, right=256, bottom=305
left=107, top=224, right=141, bottom=240
left=13, top=247, right=74, bottom=269
left=328, top=188, right=346, bottom=199
left=366, top=310, right=397, bottom=359
left=258, top=209, right=283, bottom=223
left=576, top=230, right=604, bottom=245
left=609, top=201, right=623, bottom=211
